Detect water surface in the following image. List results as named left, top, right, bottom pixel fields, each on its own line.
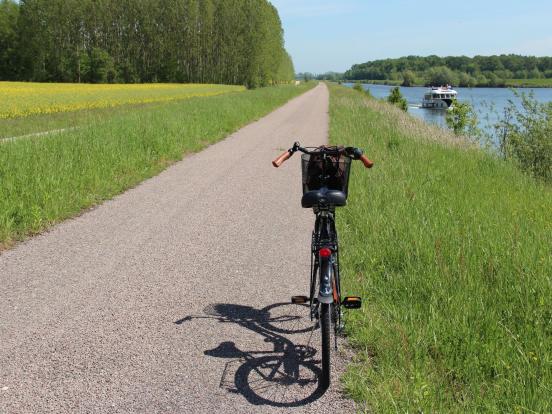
left=345, top=83, right=552, bottom=136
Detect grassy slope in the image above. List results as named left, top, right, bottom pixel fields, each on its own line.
left=0, top=84, right=314, bottom=247
left=328, top=84, right=551, bottom=412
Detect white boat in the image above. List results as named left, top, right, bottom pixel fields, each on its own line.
left=421, top=86, right=457, bottom=109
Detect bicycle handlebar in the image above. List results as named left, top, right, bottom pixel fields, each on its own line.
left=272, top=150, right=292, bottom=168
left=272, top=142, right=374, bottom=169
left=359, top=154, right=374, bottom=168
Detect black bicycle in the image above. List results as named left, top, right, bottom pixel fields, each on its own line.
left=272, top=142, right=373, bottom=389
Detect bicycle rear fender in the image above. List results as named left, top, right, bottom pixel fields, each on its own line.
left=318, top=257, right=334, bottom=304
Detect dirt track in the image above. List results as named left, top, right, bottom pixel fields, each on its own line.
left=0, top=83, right=357, bottom=413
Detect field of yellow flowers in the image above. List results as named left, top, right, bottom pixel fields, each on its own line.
left=0, top=82, right=245, bottom=119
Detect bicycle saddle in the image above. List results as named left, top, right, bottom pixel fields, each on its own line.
left=301, top=187, right=347, bottom=208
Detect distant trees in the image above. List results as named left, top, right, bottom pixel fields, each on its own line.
left=426, top=66, right=457, bottom=86
left=0, top=0, right=295, bottom=87
left=313, top=71, right=339, bottom=81
left=297, top=72, right=315, bottom=82
left=0, top=0, right=18, bottom=79
left=401, top=70, right=416, bottom=87
left=458, top=72, right=477, bottom=87
left=343, top=55, right=552, bottom=86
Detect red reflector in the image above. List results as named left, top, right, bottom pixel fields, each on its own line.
left=319, top=247, right=332, bottom=258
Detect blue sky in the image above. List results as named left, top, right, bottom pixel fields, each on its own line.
left=269, top=0, right=552, bottom=74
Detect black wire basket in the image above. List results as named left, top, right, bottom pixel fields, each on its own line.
left=301, top=153, right=352, bottom=196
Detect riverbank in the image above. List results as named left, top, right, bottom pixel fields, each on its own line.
left=342, top=82, right=552, bottom=139
left=342, top=78, right=552, bottom=88
left=328, top=83, right=551, bottom=412
left=0, top=83, right=314, bottom=248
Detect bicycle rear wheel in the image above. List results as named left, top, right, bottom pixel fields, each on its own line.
left=319, top=302, right=331, bottom=390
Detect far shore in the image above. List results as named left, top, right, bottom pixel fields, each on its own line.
left=340, top=79, right=552, bottom=88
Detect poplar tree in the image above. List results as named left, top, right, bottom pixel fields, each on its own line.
left=3, top=0, right=294, bottom=86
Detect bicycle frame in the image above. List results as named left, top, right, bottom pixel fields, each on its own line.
left=309, top=209, right=342, bottom=338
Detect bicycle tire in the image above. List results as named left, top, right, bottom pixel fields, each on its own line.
left=319, top=302, right=331, bottom=390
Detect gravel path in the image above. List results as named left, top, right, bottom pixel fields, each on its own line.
left=0, top=83, right=357, bottom=413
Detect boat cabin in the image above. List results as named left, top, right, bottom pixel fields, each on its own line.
left=421, top=86, right=458, bottom=109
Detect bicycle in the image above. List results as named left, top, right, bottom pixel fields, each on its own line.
left=272, top=142, right=373, bottom=389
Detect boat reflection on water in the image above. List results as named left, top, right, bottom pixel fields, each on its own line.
left=409, top=104, right=448, bottom=128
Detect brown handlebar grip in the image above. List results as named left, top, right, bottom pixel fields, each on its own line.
left=359, top=154, right=374, bottom=168
left=272, top=151, right=292, bottom=168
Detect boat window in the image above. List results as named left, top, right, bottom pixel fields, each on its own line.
left=432, top=94, right=438, bottom=98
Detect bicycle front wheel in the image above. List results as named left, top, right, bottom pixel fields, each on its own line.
left=319, top=302, right=331, bottom=390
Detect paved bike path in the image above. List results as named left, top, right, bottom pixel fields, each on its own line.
left=0, top=84, right=357, bottom=413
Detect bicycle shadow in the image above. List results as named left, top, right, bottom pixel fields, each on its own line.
left=176, top=302, right=327, bottom=407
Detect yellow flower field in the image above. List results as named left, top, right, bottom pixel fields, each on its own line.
left=0, top=82, right=245, bottom=119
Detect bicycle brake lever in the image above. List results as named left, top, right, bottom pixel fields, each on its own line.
left=344, top=147, right=363, bottom=160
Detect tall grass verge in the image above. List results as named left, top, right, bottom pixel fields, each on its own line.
left=328, top=84, right=551, bottom=412
left=0, top=84, right=314, bottom=248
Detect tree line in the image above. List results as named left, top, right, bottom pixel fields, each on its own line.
left=317, top=55, right=552, bottom=87
left=0, top=0, right=294, bottom=87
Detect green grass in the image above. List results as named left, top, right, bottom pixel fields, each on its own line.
left=0, top=83, right=314, bottom=248
left=0, top=102, right=180, bottom=139
left=505, top=78, right=552, bottom=88
left=328, top=84, right=552, bottom=412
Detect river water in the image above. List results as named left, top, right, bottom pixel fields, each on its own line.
left=344, top=83, right=552, bottom=137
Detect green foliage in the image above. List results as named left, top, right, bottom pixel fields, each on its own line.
left=401, top=70, right=416, bottom=87
left=458, top=72, right=477, bottom=87
left=0, top=83, right=314, bottom=246
left=84, top=48, right=116, bottom=84
left=298, top=72, right=314, bottom=82
left=363, top=87, right=371, bottom=98
left=352, top=81, right=363, bottom=92
left=316, top=71, right=343, bottom=81
left=1, top=0, right=294, bottom=86
left=344, top=54, right=552, bottom=86
left=505, top=78, right=552, bottom=87
left=496, top=92, right=552, bottom=182
left=387, top=86, right=408, bottom=111
left=446, top=99, right=479, bottom=136
left=329, top=83, right=552, bottom=413
left=352, top=81, right=372, bottom=98
left=0, top=0, right=19, bottom=79
left=426, top=66, right=458, bottom=86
